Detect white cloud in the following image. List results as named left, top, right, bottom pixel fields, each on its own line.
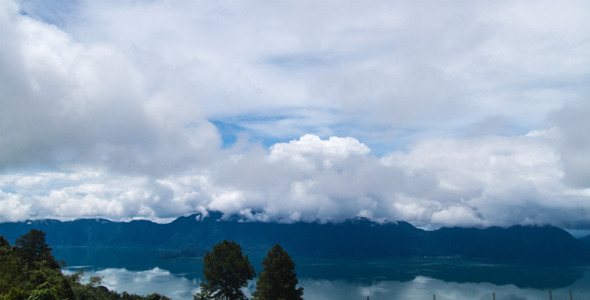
left=0, top=191, right=31, bottom=222
left=383, top=132, right=562, bottom=193
left=1, top=0, right=589, bottom=229
left=1, top=133, right=590, bottom=229
left=0, top=0, right=223, bottom=176
left=381, top=132, right=578, bottom=227
left=35, top=0, right=587, bottom=146
left=268, top=134, right=370, bottom=169
left=431, top=206, right=482, bottom=228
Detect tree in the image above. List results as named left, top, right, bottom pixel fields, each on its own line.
left=0, top=235, right=23, bottom=295
left=1, top=231, right=172, bottom=300
left=196, top=240, right=255, bottom=300
left=252, top=244, right=303, bottom=300
left=15, top=229, right=59, bottom=270
left=0, top=235, right=9, bottom=248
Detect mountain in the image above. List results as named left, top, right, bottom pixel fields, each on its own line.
left=1, top=213, right=589, bottom=263
left=428, top=225, right=590, bottom=262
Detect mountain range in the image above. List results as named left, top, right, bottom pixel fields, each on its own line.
left=1, top=212, right=589, bottom=263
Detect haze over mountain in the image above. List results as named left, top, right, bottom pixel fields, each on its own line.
left=1, top=213, right=589, bottom=264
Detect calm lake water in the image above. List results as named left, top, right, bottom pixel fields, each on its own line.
left=54, top=248, right=590, bottom=300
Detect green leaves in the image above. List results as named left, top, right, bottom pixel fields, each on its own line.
left=15, top=229, right=59, bottom=270
left=197, top=242, right=303, bottom=300
left=1, top=229, right=171, bottom=300
left=252, top=245, right=303, bottom=300
left=0, top=231, right=70, bottom=299
left=199, top=240, right=255, bottom=300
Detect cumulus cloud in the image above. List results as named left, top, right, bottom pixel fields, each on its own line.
left=1, top=0, right=590, bottom=230
left=2, top=133, right=590, bottom=229
left=205, top=132, right=589, bottom=228
left=0, top=0, right=221, bottom=175
left=268, top=134, right=370, bottom=169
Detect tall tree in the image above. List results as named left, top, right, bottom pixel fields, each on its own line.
left=15, top=229, right=60, bottom=270
left=196, top=240, right=255, bottom=300
left=0, top=235, right=9, bottom=248
left=252, top=244, right=303, bottom=300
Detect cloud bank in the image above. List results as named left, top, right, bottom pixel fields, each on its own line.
left=1, top=0, right=589, bottom=230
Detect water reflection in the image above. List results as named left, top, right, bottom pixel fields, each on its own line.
left=67, top=268, right=590, bottom=300
left=422, top=261, right=583, bottom=289
left=56, top=248, right=590, bottom=300
left=303, top=276, right=589, bottom=300
left=66, top=267, right=200, bottom=300
left=293, top=256, right=584, bottom=290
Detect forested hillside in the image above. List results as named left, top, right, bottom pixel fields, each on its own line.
left=1, top=212, right=589, bottom=263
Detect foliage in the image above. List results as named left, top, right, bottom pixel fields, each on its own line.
left=0, top=229, right=171, bottom=300
left=26, top=284, right=59, bottom=300
left=0, top=236, right=8, bottom=247
left=198, top=240, right=255, bottom=300
left=15, top=229, right=60, bottom=270
left=252, top=244, right=303, bottom=300
left=0, top=236, right=24, bottom=295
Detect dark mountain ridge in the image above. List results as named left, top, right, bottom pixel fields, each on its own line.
left=1, top=212, right=589, bottom=263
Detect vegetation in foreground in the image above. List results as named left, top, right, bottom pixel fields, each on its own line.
left=0, top=229, right=170, bottom=300
left=252, top=244, right=304, bottom=300
left=195, top=240, right=304, bottom=300
left=1, top=229, right=304, bottom=300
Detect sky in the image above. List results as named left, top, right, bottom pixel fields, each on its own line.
left=1, top=0, right=589, bottom=231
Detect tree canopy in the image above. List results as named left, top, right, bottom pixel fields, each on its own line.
left=252, top=244, right=303, bottom=300
left=1, top=229, right=170, bottom=300
left=196, top=240, right=255, bottom=300
left=15, top=229, right=60, bottom=270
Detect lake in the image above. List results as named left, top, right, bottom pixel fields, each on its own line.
left=54, top=248, right=590, bottom=300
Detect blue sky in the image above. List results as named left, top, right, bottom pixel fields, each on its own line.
left=1, top=0, right=590, bottom=230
